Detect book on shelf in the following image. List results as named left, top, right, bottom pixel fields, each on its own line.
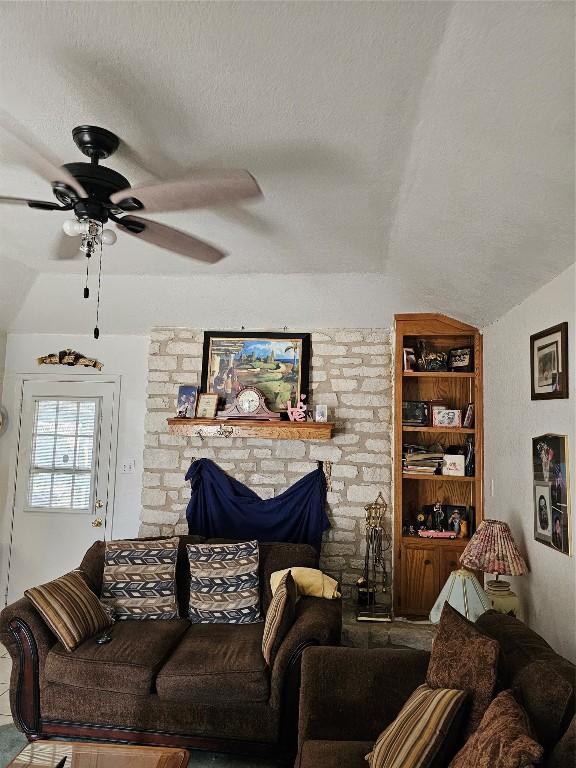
left=403, top=444, right=443, bottom=475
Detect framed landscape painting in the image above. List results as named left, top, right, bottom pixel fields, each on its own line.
left=201, top=331, right=310, bottom=413
left=532, top=434, right=571, bottom=555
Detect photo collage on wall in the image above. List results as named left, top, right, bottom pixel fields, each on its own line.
left=532, top=434, right=571, bottom=555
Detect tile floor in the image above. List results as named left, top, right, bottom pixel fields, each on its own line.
left=0, top=643, right=13, bottom=726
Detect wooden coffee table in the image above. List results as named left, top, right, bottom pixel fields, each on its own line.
left=7, top=740, right=189, bottom=767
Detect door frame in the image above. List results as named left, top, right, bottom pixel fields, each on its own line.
left=2, top=372, right=120, bottom=605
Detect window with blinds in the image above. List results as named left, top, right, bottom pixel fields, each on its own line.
left=26, top=398, right=100, bottom=512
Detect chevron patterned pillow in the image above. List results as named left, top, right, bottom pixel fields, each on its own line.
left=187, top=540, right=261, bottom=624
left=102, top=538, right=179, bottom=620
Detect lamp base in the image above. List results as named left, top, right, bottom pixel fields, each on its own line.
left=485, top=580, right=522, bottom=620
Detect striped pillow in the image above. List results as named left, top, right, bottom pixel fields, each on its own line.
left=187, top=540, right=261, bottom=624
left=25, top=570, right=112, bottom=651
left=262, top=570, right=297, bottom=666
left=101, top=538, right=179, bottom=620
left=366, top=684, right=467, bottom=768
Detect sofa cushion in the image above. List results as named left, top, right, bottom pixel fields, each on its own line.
left=449, top=689, right=543, bottom=768
left=45, top=618, right=189, bottom=695
left=298, top=740, right=374, bottom=768
left=187, top=540, right=261, bottom=624
left=427, top=603, right=499, bottom=738
left=476, top=611, right=575, bottom=752
left=156, top=622, right=270, bottom=704
left=102, top=538, right=179, bottom=619
left=25, top=570, right=112, bottom=651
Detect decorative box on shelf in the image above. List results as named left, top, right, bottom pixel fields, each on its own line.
left=167, top=418, right=334, bottom=441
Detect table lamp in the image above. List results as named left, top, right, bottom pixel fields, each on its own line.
left=459, top=519, right=529, bottom=619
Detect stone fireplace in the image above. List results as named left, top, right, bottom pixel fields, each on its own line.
left=141, top=327, right=393, bottom=597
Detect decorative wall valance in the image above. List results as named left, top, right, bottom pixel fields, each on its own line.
left=185, top=458, right=330, bottom=551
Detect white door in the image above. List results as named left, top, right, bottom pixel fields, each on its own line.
left=6, top=379, right=118, bottom=603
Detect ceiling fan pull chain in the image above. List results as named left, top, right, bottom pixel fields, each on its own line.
left=94, top=225, right=103, bottom=340
left=83, top=255, right=90, bottom=299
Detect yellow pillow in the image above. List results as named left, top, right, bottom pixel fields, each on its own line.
left=270, top=567, right=340, bottom=599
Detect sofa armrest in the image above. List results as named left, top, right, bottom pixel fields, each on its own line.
left=0, top=597, right=57, bottom=735
left=269, top=595, right=342, bottom=709
left=298, top=646, right=430, bottom=745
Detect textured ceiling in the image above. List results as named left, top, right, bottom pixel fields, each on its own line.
left=0, top=1, right=573, bottom=328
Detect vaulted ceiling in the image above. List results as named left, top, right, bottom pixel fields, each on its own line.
left=0, top=1, right=573, bottom=329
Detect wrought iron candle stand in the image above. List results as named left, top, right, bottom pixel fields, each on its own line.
left=356, top=492, right=392, bottom=622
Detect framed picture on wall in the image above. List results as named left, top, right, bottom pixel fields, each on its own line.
left=201, top=331, right=310, bottom=414
left=530, top=322, right=569, bottom=400
left=533, top=434, right=571, bottom=555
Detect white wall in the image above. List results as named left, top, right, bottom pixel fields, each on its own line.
left=483, top=264, right=576, bottom=662
left=9, top=273, right=435, bottom=334
left=0, top=333, right=148, bottom=601
left=0, top=331, right=6, bottom=404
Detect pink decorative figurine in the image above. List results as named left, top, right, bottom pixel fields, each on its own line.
left=286, top=394, right=307, bottom=421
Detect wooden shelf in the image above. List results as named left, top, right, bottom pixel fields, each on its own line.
left=402, top=473, right=476, bottom=482
left=394, top=313, right=484, bottom=618
left=403, top=371, right=475, bottom=379
left=402, top=426, right=475, bottom=434
left=167, top=418, right=333, bottom=441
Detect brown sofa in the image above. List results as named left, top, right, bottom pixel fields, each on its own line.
left=0, top=536, right=342, bottom=760
left=296, top=611, right=575, bottom=767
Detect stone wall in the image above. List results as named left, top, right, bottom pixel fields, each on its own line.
left=141, top=327, right=393, bottom=596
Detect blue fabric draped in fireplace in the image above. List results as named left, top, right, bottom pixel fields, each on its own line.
left=185, top=458, right=330, bottom=551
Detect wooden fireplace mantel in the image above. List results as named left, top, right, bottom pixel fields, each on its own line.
left=167, top=418, right=333, bottom=441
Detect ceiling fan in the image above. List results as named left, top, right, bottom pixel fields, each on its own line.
left=0, top=123, right=262, bottom=262
left=0, top=122, right=262, bottom=336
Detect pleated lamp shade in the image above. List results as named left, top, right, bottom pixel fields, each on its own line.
left=460, top=520, right=529, bottom=577
left=430, top=569, right=491, bottom=623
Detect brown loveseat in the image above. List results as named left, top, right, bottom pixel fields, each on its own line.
left=0, top=536, right=342, bottom=759
left=296, top=611, right=575, bottom=767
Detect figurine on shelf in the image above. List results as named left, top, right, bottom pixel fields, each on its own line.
left=433, top=500, right=446, bottom=531
left=416, top=511, right=427, bottom=531
left=286, top=394, right=307, bottom=422
left=448, top=508, right=462, bottom=537
left=415, top=340, right=448, bottom=372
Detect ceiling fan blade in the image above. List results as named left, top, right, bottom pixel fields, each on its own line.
left=0, top=109, right=86, bottom=198
left=115, top=215, right=226, bottom=263
left=110, top=170, right=262, bottom=213
left=51, top=231, right=83, bottom=261
left=0, top=195, right=63, bottom=210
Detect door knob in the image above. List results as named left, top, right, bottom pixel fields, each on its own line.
left=95, top=499, right=104, bottom=509
left=92, top=517, right=103, bottom=528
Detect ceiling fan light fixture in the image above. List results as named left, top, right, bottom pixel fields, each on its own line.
left=100, top=228, right=116, bottom=245
left=62, top=218, right=86, bottom=236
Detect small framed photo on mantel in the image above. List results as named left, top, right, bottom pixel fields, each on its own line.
left=195, top=393, right=218, bottom=419
left=530, top=322, right=569, bottom=400
left=176, top=386, right=198, bottom=418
